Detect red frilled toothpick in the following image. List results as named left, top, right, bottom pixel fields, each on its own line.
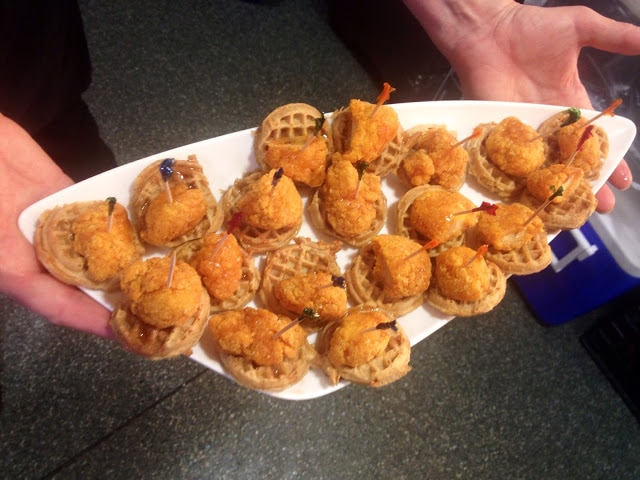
left=370, top=82, right=395, bottom=117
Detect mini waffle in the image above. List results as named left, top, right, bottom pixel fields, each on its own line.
left=220, top=171, right=302, bottom=254
left=130, top=155, right=223, bottom=248
left=110, top=285, right=210, bottom=360
left=467, top=122, right=526, bottom=200
left=258, top=237, right=343, bottom=326
left=314, top=306, right=411, bottom=387
left=345, top=241, right=426, bottom=316
left=35, top=200, right=144, bottom=291
left=519, top=178, right=597, bottom=231
left=254, top=103, right=332, bottom=187
left=466, top=227, right=552, bottom=275
left=173, top=237, right=260, bottom=314
left=425, top=259, right=506, bottom=316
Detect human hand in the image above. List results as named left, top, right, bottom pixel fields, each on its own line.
left=0, top=112, right=113, bottom=338
left=403, top=0, right=640, bottom=212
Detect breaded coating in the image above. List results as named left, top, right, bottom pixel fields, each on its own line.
left=141, top=183, right=208, bottom=246
left=476, top=203, right=545, bottom=252
left=342, top=99, right=400, bottom=164
left=371, top=235, right=431, bottom=300
left=120, top=256, right=203, bottom=329
left=321, top=154, right=382, bottom=238
left=236, top=169, right=302, bottom=230
left=72, top=202, right=140, bottom=283
left=209, top=308, right=306, bottom=367
left=526, top=164, right=584, bottom=204
left=191, top=232, right=243, bottom=301
left=434, top=246, right=490, bottom=302
left=327, top=309, right=393, bottom=368
left=264, top=135, right=329, bottom=187
left=485, top=116, right=545, bottom=177
left=274, top=271, right=347, bottom=322
left=403, top=127, right=467, bottom=190
left=409, top=189, right=478, bottom=242
left=557, top=118, right=601, bottom=174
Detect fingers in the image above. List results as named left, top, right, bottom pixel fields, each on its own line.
left=575, top=6, right=640, bottom=54
left=607, top=158, right=633, bottom=191
left=595, top=184, right=615, bottom=214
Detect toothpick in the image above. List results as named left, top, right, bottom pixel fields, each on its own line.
left=270, top=167, right=284, bottom=198
left=272, top=308, right=320, bottom=340
left=209, top=212, right=243, bottom=260
left=353, top=160, right=369, bottom=199
left=301, top=114, right=325, bottom=151
left=463, top=244, right=489, bottom=268
left=361, top=320, right=398, bottom=334
left=564, top=125, right=594, bottom=168
left=404, top=238, right=440, bottom=261
left=449, top=126, right=483, bottom=149
left=166, top=251, right=177, bottom=288
left=106, top=196, right=117, bottom=233
left=445, top=201, right=498, bottom=221
left=317, top=275, right=347, bottom=290
left=159, top=158, right=175, bottom=203
left=523, top=185, right=564, bottom=226
left=370, top=82, right=395, bottom=118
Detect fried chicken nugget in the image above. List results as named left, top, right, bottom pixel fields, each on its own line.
left=485, top=116, right=545, bottom=177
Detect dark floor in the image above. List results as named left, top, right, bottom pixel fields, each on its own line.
left=2, top=1, right=640, bottom=479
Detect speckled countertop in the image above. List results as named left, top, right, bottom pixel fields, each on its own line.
left=2, top=1, right=639, bottom=479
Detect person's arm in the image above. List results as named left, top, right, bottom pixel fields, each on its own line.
left=0, top=112, right=113, bottom=338
left=403, top=0, right=640, bottom=213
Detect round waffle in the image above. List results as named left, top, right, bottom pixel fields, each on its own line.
left=173, top=237, right=260, bottom=314
left=425, top=259, right=506, bottom=316
left=130, top=155, right=223, bottom=248
left=314, top=306, right=411, bottom=387
left=345, top=240, right=426, bottom=316
left=466, top=227, right=552, bottom=275
left=35, top=200, right=144, bottom=291
left=467, top=122, right=526, bottom=200
left=254, top=103, right=332, bottom=187
left=519, top=178, right=597, bottom=231
left=220, top=171, right=302, bottom=254
left=258, top=237, right=343, bottom=325
left=110, top=285, right=210, bottom=360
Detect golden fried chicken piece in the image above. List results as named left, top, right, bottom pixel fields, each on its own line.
left=409, top=189, right=478, bottom=243
left=485, top=116, right=545, bottom=177
left=321, top=154, right=383, bottom=238
left=236, top=169, right=302, bottom=230
left=209, top=307, right=306, bottom=367
left=274, top=271, right=347, bottom=322
left=263, top=135, right=329, bottom=187
left=341, top=99, right=400, bottom=164
left=401, top=127, right=468, bottom=190
left=525, top=164, right=584, bottom=204
left=327, top=309, right=395, bottom=368
left=371, top=235, right=431, bottom=300
left=557, top=118, right=602, bottom=175
left=475, top=202, right=545, bottom=252
left=72, top=202, right=141, bottom=283
left=120, top=256, right=204, bottom=329
left=433, top=246, right=490, bottom=302
left=190, top=232, right=243, bottom=302
left=141, top=183, right=208, bottom=246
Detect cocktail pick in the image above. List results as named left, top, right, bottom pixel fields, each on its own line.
left=523, top=185, right=564, bottom=226
left=449, top=126, right=483, bottom=149
left=106, top=196, right=117, bottom=233
left=564, top=125, right=594, bottom=168
left=301, top=113, right=326, bottom=151
left=353, top=160, right=370, bottom=199
left=361, top=319, right=398, bottom=334
left=159, top=158, right=175, bottom=203
left=272, top=307, right=320, bottom=340
left=445, top=201, right=498, bottom=221
left=317, top=275, right=347, bottom=291
left=463, top=244, right=489, bottom=268
left=166, top=251, right=177, bottom=288
left=209, top=212, right=243, bottom=259
left=404, top=238, right=441, bottom=261
left=269, top=167, right=285, bottom=197
left=370, top=82, right=395, bottom=117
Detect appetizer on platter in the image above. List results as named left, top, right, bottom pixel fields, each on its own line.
left=331, top=83, right=403, bottom=177
left=346, top=234, right=432, bottom=316
left=254, top=103, right=332, bottom=187
left=315, top=306, right=411, bottom=387
left=258, top=237, right=345, bottom=330
left=110, top=255, right=211, bottom=359
left=35, top=198, right=144, bottom=291
left=221, top=168, right=303, bottom=253
left=396, top=185, right=479, bottom=256
left=425, top=245, right=506, bottom=316
left=308, top=153, right=386, bottom=247
left=208, top=307, right=316, bottom=391
left=466, top=202, right=552, bottom=275
left=130, top=155, right=223, bottom=248
left=397, top=124, right=468, bottom=191
left=467, top=116, right=546, bottom=199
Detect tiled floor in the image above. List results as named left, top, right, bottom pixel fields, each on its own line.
left=2, top=1, right=640, bottom=479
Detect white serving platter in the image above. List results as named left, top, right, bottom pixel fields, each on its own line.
left=18, top=100, right=637, bottom=400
